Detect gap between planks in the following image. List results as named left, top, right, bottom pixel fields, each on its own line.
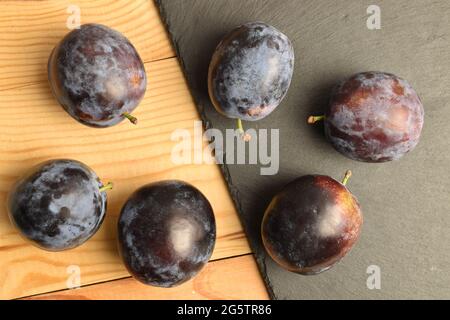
left=22, top=254, right=269, bottom=300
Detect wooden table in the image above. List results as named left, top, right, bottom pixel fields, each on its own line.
left=0, top=0, right=268, bottom=300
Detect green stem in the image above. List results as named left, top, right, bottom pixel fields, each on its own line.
left=99, top=182, right=113, bottom=193
left=308, top=115, right=325, bottom=124
left=342, top=170, right=352, bottom=186
left=123, top=112, right=138, bottom=125
left=236, top=119, right=251, bottom=141
left=237, top=118, right=244, bottom=134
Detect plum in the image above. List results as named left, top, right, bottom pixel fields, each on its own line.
left=7, top=159, right=111, bottom=251
left=117, top=180, right=216, bottom=287
left=208, top=22, right=294, bottom=137
left=48, top=24, right=146, bottom=127
left=309, top=72, right=424, bottom=162
left=261, top=171, right=362, bottom=275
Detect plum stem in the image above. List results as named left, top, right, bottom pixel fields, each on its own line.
left=236, top=118, right=251, bottom=142
left=123, top=112, right=138, bottom=125
left=237, top=118, right=244, bottom=132
left=307, top=115, right=325, bottom=124
left=99, top=182, right=113, bottom=193
left=341, top=170, right=352, bottom=186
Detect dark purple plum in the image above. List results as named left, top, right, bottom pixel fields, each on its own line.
left=309, top=72, right=424, bottom=162
left=261, top=171, right=362, bottom=275
left=117, top=180, right=216, bottom=287
left=208, top=22, right=294, bottom=125
left=48, top=24, right=146, bottom=128
left=7, top=159, right=111, bottom=251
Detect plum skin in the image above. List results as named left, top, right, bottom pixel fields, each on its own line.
left=7, top=159, right=107, bottom=251
left=325, top=72, right=424, bottom=162
left=261, top=175, right=362, bottom=275
left=208, top=22, right=294, bottom=121
left=48, top=24, right=147, bottom=128
left=117, top=180, right=216, bottom=287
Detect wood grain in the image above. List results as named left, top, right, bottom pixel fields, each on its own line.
left=0, top=55, right=251, bottom=299
left=0, top=0, right=174, bottom=90
left=23, top=254, right=268, bottom=300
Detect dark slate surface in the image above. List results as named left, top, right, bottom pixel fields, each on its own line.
left=156, top=0, right=450, bottom=299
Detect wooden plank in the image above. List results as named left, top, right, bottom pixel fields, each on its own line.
left=0, top=57, right=251, bottom=300
left=0, top=0, right=174, bottom=90
left=24, top=255, right=269, bottom=300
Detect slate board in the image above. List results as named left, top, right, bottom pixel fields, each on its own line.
left=156, top=0, right=450, bottom=299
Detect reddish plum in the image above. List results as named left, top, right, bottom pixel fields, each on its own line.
left=309, top=72, right=424, bottom=162
left=261, top=171, right=362, bottom=275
